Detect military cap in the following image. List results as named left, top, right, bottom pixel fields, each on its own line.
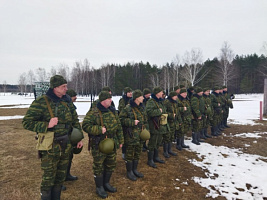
left=179, top=84, right=185, bottom=89
left=102, top=86, right=111, bottom=92
left=143, top=88, right=151, bottom=95
left=180, top=88, right=187, bottom=94
left=188, top=86, right=194, bottom=91
left=153, top=86, right=163, bottom=95
left=195, top=87, right=203, bottom=93
left=213, top=86, right=220, bottom=91
left=203, top=88, right=209, bottom=92
left=169, top=91, right=177, bottom=97
left=133, top=89, right=143, bottom=100
left=222, top=85, right=227, bottom=89
left=124, top=87, right=132, bottom=94
left=99, top=91, right=112, bottom=102
left=50, top=75, right=67, bottom=89
left=174, top=85, right=180, bottom=91
left=66, top=89, right=77, bottom=97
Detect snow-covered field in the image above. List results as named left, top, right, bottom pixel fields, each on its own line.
left=0, top=92, right=267, bottom=199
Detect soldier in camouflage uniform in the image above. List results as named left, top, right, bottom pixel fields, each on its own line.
left=202, top=88, right=212, bottom=138
left=82, top=91, right=124, bottom=199
left=177, top=89, right=191, bottom=149
left=146, top=87, right=167, bottom=168
left=90, top=86, right=116, bottom=111
left=22, top=75, right=83, bottom=200
left=142, top=88, right=151, bottom=152
left=210, top=86, right=222, bottom=136
left=163, top=91, right=182, bottom=156
left=222, top=86, right=233, bottom=128
left=119, top=90, right=148, bottom=181
left=187, top=86, right=195, bottom=101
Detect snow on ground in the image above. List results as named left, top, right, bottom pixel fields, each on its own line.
left=1, top=92, right=267, bottom=199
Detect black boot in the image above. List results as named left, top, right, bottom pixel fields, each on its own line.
left=94, top=175, right=108, bottom=199
left=197, top=131, right=205, bottom=142
left=176, top=138, right=182, bottom=150
left=132, top=160, right=144, bottom=178
left=103, top=171, right=117, bottom=193
left=126, top=161, right=137, bottom=181
left=66, top=161, right=78, bottom=181
left=204, top=128, right=212, bottom=138
left=168, top=142, right=177, bottom=156
left=147, top=151, right=157, bottom=168
left=153, top=149, right=165, bottom=164
left=211, top=126, right=217, bottom=136
left=61, top=185, right=66, bottom=191
left=51, top=185, right=62, bottom=200
left=200, top=129, right=207, bottom=140
left=192, top=132, right=200, bottom=145
left=224, top=119, right=230, bottom=128
left=216, top=126, right=222, bottom=135
left=122, top=145, right=126, bottom=160
left=142, top=141, right=148, bottom=152
left=181, top=136, right=189, bottom=148
left=41, top=189, right=51, bottom=200
left=163, top=143, right=170, bottom=158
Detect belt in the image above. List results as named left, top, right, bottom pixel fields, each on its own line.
left=54, top=124, right=70, bottom=129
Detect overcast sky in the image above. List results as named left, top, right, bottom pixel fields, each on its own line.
left=0, top=0, right=267, bottom=84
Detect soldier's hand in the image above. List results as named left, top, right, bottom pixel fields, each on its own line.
left=77, top=141, right=83, bottom=148
left=184, top=107, right=187, bottom=111
left=102, top=127, right=106, bottom=134
left=119, top=144, right=123, bottom=148
left=159, top=108, right=162, bottom=113
left=48, top=117, right=58, bottom=128
left=218, top=103, right=220, bottom=106
left=174, top=114, right=176, bottom=117
left=198, top=116, right=201, bottom=120
left=134, top=120, right=140, bottom=125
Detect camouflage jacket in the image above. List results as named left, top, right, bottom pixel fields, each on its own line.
left=90, top=99, right=115, bottom=111
left=223, top=91, right=233, bottom=109
left=146, top=94, right=168, bottom=135
left=143, top=96, right=150, bottom=107
left=191, top=94, right=205, bottom=119
left=118, top=95, right=131, bottom=113
left=203, top=93, right=214, bottom=117
left=177, top=95, right=192, bottom=124
left=211, top=92, right=222, bottom=114
left=119, top=99, right=148, bottom=145
left=82, top=102, right=124, bottom=148
left=164, top=97, right=182, bottom=130
left=22, top=88, right=81, bottom=137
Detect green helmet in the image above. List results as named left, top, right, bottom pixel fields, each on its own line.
left=70, top=128, right=84, bottom=146
left=73, top=146, right=83, bottom=154
left=227, top=99, right=232, bottom=105
left=206, top=107, right=212, bottom=115
left=99, top=138, right=114, bottom=154
left=140, top=129, right=150, bottom=141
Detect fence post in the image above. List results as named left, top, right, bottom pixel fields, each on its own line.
left=260, top=101, right=263, bottom=120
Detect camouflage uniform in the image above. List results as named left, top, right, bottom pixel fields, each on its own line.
left=22, top=87, right=81, bottom=197
left=223, top=91, right=233, bottom=127
left=210, top=91, right=222, bottom=136
left=203, top=92, right=213, bottom=138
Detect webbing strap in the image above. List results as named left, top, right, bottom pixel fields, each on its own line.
left=44, top=95, right=54, bottom=118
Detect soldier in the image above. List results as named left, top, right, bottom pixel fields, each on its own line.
left=90, top=86, right=115, bottom=111
left=174, top=85, right=181, bottom=96
left=191, top=87, right=205, bottom=145
left=163, top=91, right=182, bottom=156
left=82, top=91, right=124, bottom=199
left=187, top=86, right=195, bottom=101
left=218, top=87, right=226, bottom=132
left=22, top=75, right=83, bottom=200
left=146, top=86, right=167, bottom=168
left=119, top=90, right=148, bottom=181
left=118, top=87, right=133, bottom=160
left=177, top=88, right=191, bottom=150
left=202, top=88, right=212, bottom=138
left=142, top=88, right=151, bottom=152
left=222, top=86, right=233, bottom=128
left=210, top=86, right=222, bottom=136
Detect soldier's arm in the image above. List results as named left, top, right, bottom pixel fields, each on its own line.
left=190, top=97, right=201, bottom=118
left=145, top=100, right=162, bottom=118
left=82, top=111, right=102, bottom=136
left=118, top=98, right=125, bottom=113
left=70, top=102, right=82, bottom=131
left=164, top=101, right=175, bottom=120
left=115, top=114, right=124, bottom=145
left=119, top=107, right=135, bottom=127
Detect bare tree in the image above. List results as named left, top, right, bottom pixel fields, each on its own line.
left=2, top=81, right=7, bottom=95
left=18, top=73, right=27, bottom=93
left=172, top=54, right=181, bottom=88
left=261, top=41, right=267, bottom=56
left=27, top=70, right=35, bottom=96
left=57, top=63, right=70, bottom=81
left=149, top=73, right=159, bottom=88
left=181, top=48, right=208, bottom=86
left=35, top=68, right=47, bottom=82
left=218, top=41, right=236, bottom=86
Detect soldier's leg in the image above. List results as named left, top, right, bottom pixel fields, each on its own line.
left=132, top=143, right=144, bottom=178
left=154, top=134, right=165, bottom=163
left=147, top=133, right=157, bottom=168
left=125, top=145, right=137, bottom=181
left=66, top=147, right=78, bottom=181
left=168, top=129, right=177, bottom=156
left=162, top=132, right=170, bottom=158
left=104, top=151, right=118, bottom=191
left=191, top=120, right=200, bottom=145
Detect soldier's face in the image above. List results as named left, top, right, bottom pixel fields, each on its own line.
left=198, top=91, right=203, bottom=96
left=204, top=91, right=210, bottom=95
left=136, top=96, right=144, bottom=104
left=127, top=92, right=132, bottom=98
left=156, top=91, right=163, bottom=99
left=180, top=92, right=187, bottom=98
left=101, top=98, right=112, bottom=108
left=54, top=84, right=68, bottom=98
left=176, top=89, right=180, bottom=94
left=172, top=96, right=178, bottom=101
left=144, top=93, right=151, bottom=98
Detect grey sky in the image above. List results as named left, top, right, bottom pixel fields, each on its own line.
left=1, top=0, right=266, bottom=84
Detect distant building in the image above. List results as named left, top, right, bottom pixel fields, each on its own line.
left=34, top=82, right=49, bottom=99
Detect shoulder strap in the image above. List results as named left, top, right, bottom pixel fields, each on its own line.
left=44, top=95, right=54, bottom=118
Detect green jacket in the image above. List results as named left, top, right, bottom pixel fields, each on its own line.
left=191, top=94, right=205, bottom=119
left=211, top=92, right=222, bottom=115
left=177, top=95, right=192, bottom=124
left=203, top=93, right=214, bottom=118
left=164, top=97, right=182, bottom=130
left=118, top=95, right=131, bottom=113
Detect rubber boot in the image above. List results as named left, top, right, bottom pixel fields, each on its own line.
left=94, top=175, right=108, bottom=199
left=51, top=185, right=62, bottom=200
left=132, top=160, right=144, bottom=178
left=216, top=126, right=222, bottom=135
left=41, top=189, right=51, bottom=200
left=126, top=161, right=137, bottom=181
left=142, top=141, right=148, bottom=152
left=211, top=126, right=217, bottom=136
left=168, top=142, right=177, bottom=156
left=147, top=151, right=157, bottom=168
left=200, top=129, right=207, bottom=140
left=181, top=136, right=189, bottom=148
left=204, top=128, right=212, bottom=138
left=192, top=132, right=200, bottom=145
left=103, top=171, right=117, bottom=193
left=176, top=138, right=182, bottom=151
left=153, top=148, right=165, bottom=164
left=224, top=119, right=230, bottom=128
left=163, top=143, right=170, bottom=158
left=197, top=131, right=205, bottom=142
left=66, top=161, right=78, bottom=181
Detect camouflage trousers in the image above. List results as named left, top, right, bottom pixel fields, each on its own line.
left=192, top=118, right=203, bottom=132
left=178, top=122, right=191, bottom=137
left=125, top=143, right=142, bottom=161
left=211, top=113, right=220, bottom=127
left=162, top=129, right=171, bottom=144
left=40, top=143, right=71, bottom=191
left=147, top=133, right=163, bottom=152
left=91, top=147, right=117, bottom=176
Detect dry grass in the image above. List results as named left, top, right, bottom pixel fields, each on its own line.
left=1, top=108, right=267, bottom=199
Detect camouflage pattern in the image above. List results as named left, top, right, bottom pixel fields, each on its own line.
left=163, top=97, right=182, bottom=142
left=177, top=95, right=192, bottom=137
left=146, top=94, right=167, bottom=151
left=118, top=95, right=131, bottom=113
left=119, top=99, right=148, bottom=161
left=90, top=99, right=115, bottom=111
left=203, top=93, right=213, bottom=128
left=143, top=96, right=150, bottom=107
left=223, top=91, right=233, bottom=120
left=82, top=102, right=124, bottom=175
left=22, top=89, right=81, bottom=191
left=210, top=91, right=222, bottom=127
left=190, top=94, right=205, bottom=132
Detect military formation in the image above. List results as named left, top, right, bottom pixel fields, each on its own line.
left=22, top=74, right=234, bottom=200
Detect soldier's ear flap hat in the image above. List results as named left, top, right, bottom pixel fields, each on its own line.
left=174, top=85, right=180, bottom=91
left=169, top=91, right=177, bottom=97
left=124, top=87, right=132, bottom=94
left=179, top=84, right=185, bottom=89
left=203, top=88, right=209, bottom=92
left=180, top=88, right=187, bottom=94
left=50, top=75, right=67, bottom=89
left=133, top=89, right=143, bottom=100
left=66, top=89, right=77, bottom=97
left=213, top=86, right=220, bottom=91
left=195, top=87, right=203, bottom=93
left=153, top=86, right=163, bottom=95
left=189, top=86, right=194, bottom=91
left=222, top=85, right=227, bottom=89
left=99, top=91, right=112, bottom=102
left=143, top=88, right=151, bottom=95
left=102, top=86, right=111, bottom=92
